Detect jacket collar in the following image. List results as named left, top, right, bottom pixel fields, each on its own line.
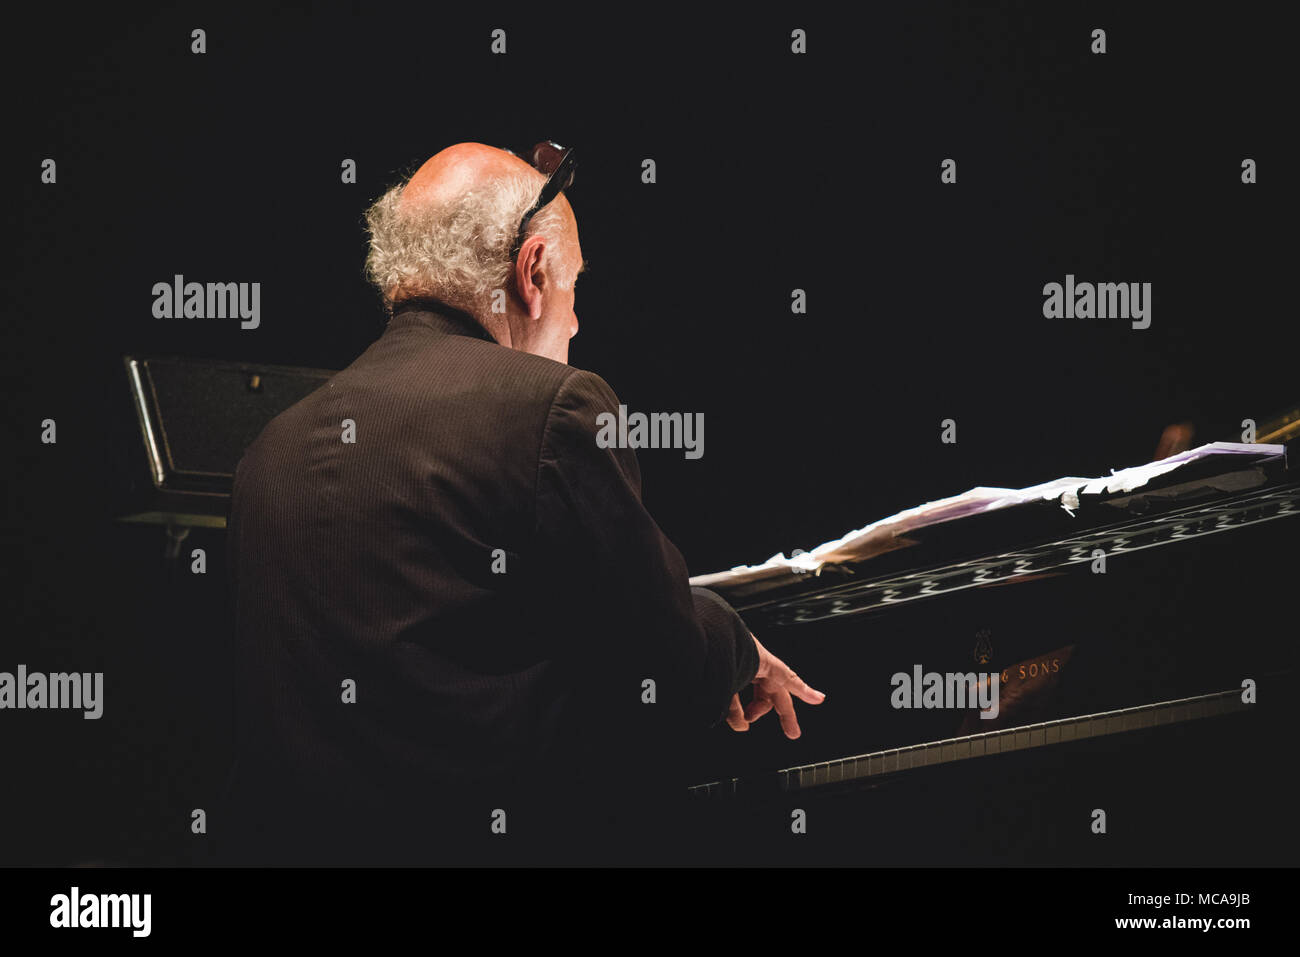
left=386, top=297, right=497, bottom=343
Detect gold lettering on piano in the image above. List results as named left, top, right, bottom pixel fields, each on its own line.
left=1000, top=657, right=1063, bottom=683
left=957, top=645, right=1076, bottom=733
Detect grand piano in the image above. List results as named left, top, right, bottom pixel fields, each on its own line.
left=114, top=359, right=1297, bottom=866
left=681, top=428, right=1299, bottom=866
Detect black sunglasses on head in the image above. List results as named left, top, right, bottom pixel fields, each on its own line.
left=506, top=141, right=577, bottom=260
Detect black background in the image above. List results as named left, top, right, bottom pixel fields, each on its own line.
left=1, top=3, right=1293, bottom=865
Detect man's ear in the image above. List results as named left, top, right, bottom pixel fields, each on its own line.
left=515, top=236, right=547, bottom=320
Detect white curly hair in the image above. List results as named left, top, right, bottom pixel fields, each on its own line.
left=363, top=169, right=573, bottom=316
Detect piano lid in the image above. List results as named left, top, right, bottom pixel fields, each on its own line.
left=690, top=441, right=1292, bottom=617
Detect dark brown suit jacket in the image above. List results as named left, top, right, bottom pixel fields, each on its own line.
left=225, top=299, right=757, bottom=863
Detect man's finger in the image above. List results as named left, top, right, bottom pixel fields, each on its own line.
left=744, top=694, right=774, bottom=723
left=772, top=688, right=801, bottom=739
left=785, top=673, right=826, bottom=705
left=725, top=693, right=748, bottom=732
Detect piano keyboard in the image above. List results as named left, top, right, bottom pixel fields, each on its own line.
left=689, top=686, right=1252, bottom=797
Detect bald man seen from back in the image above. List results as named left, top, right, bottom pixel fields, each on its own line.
left=224, top=142, right=823, bottom=865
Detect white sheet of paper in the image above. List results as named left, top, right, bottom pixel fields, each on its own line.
left=689, top=442, right=1283, bottom=588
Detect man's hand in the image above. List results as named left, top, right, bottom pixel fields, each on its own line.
left=725, top=633, right=825, bottom=739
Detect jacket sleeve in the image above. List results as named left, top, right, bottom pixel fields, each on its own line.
left=533, top=368, right=758, bottom=729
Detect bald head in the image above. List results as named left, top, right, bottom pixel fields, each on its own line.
left=397, top=142, right=580, bottom=269
left=399, top=143, right=543, bottom=215
left=363, top=142, right=584, bottom=363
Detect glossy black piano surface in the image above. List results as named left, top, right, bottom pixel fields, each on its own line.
left=680, top=455, right=1299, bottom=866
